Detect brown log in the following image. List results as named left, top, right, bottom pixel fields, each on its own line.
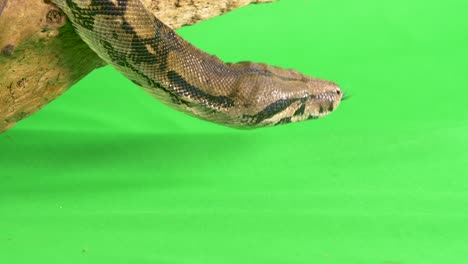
left=0, top=0, right=273, bottom=133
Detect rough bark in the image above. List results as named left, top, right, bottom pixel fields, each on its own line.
left=0, top=0, right=273, bottom=133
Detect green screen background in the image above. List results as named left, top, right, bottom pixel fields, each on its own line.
left=1, top=0, right=468, bottom=263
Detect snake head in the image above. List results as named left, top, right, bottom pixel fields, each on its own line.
left=231, top=63, right=343, bottom=128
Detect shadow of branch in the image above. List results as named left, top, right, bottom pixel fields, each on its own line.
left=0, top=129, right=256, bottom=196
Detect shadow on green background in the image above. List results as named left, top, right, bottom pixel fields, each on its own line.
left=1, top=0, right=467, bottom=263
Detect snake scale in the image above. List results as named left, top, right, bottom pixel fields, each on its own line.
left=51, top=0, right=343, bottom=128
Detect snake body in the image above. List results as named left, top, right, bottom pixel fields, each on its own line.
left=52, top=0, right=343, bottom=128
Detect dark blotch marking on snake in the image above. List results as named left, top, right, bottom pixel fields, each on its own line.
left=244, top=98, right=300, bottom=124
left=101, top=40, right=130, bottom=67
left=167, top=71, right=234, bottom=108
left=293, top=104, right=306, bottom=116
left=112, top=31, right=119, bottom=39
left=319, top=106, right=324, bottom=114
left=64, top=0, right=103, bottom=31
left=275, top=117, right=292, bottom=126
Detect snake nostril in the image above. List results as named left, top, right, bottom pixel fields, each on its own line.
left=335, top=89, right=341, bottom=96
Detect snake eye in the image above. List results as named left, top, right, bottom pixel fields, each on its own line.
left=335, top=89, right=342, bottom=96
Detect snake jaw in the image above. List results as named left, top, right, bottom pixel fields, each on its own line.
left=302, top=84, right=343, bottom=121
left=258, top=86, right=342, bottom=127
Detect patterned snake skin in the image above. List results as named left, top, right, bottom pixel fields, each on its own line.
left=52, top=0, right=343, bottom=128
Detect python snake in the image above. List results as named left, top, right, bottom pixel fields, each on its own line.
left=51, top=0, right=343, bottom=128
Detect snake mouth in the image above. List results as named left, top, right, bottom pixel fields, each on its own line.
left=307, top=88, right=342, bottom=118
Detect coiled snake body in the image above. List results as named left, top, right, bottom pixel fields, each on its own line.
left=52, top=0, right=342, bottom=128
